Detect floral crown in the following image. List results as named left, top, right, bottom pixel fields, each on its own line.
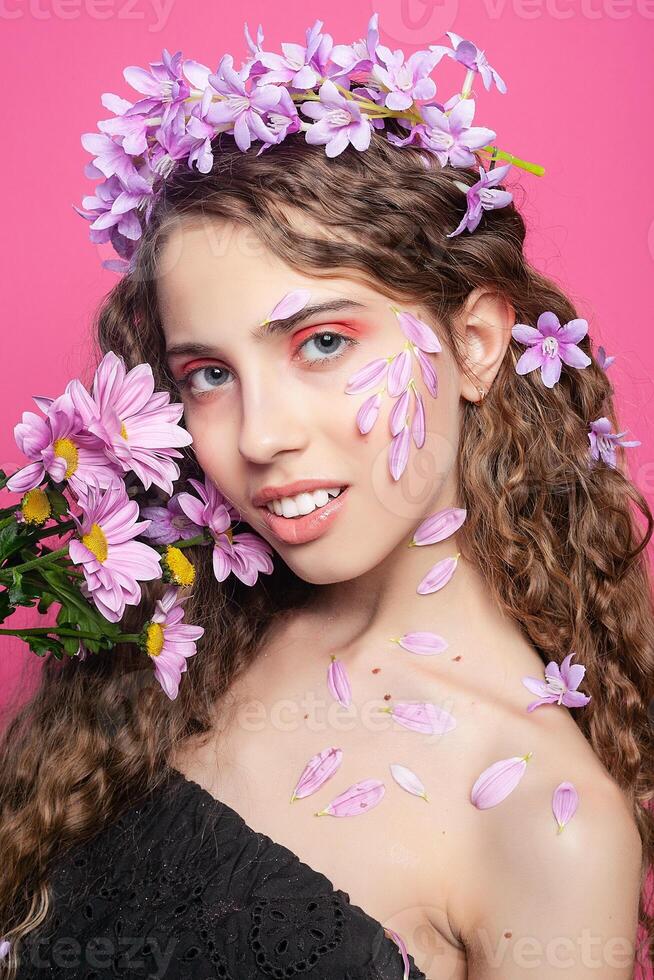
left=76, top=13, right=545, bottom=273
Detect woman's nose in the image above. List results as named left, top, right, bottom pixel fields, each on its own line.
left=237, top=373, right=310, bottom=464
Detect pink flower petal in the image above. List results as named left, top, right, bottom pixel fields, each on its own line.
left=390, top=763, right=429, bottom=801
left=380, top=701, right=457, bottom=735
left=389, top=388, right=411, bottom=437
left=415, top=348, right=438, bottom=397
left=416, top=554, right=459, bottom=595
left=526, top=695, right=558, bottom=712
left=327, top=655, right=352, bottom=707
left=470, top=752, right=533, bottom=809
left=393, top=308, right=442, bottom=353
left=315, top=778, right=386, bottom=817
left=387, top=349, right=412, bottom=396
left=345, top=357, right=389, bottom=394
left=388, top=426, right=411, bottom=481
left=522, top=676, right=549, bottom=697
left=263, top=288, right=311, bottom=325
left=356, top=391, right=382, bottom=434
left=411, top=387, right=425, bottom=448
left=410, top=507, right=467, bottom=546
left=291, top=746, right=343, bottom=801
left=392, top=631, right=448, bottom=656
left=552, top=781, right=579, bottom=834
left=384, top=927, right=410, bottom=980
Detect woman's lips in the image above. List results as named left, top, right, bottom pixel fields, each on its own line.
left=257, top=487, right=350, bottom=544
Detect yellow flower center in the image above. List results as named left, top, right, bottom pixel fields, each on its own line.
left=52, top=437, right=79, bottom=479
left=145, top=622, right=165, bottom=657
left=120, top=422, right=128, bottom=441
left=81, top=522, right=108, bottom=562
left=163, top=546, right=195, bottom=586
left=21, top=487, right=52, bottom=526
left=225, top=528, right=233, bottom=544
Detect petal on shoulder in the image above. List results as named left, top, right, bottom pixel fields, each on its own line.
left=461, top=773, right=643, bottom=979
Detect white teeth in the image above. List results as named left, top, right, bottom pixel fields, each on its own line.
left=265, top=486, right=344, bottom=517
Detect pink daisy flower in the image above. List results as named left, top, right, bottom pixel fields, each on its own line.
left=176, top=474, right=274, bottom=586
left=141, top=586, right=204, bottom=699
left=68, top=473, right=163, bottom=622
left=5, top=387, right=119, bottom=496
left=68, top=351, right=194, bottom=496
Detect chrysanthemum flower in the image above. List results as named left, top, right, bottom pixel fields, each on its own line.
left=140, top=586, right=204, bottom=699
left=176, top=474, right=274, bottom=586
left=68, top=474, right=162, bottom=623
left=68, top=351, right=194, bottom=496
left=5, top=387, right=119, bottom=496
left=140, top=493, right=204, bottom=544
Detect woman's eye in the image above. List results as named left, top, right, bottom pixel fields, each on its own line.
left=296, top=330, right=358, bottom=364
left=177, top=365, right=231, bottom=398
left=177, top=330, right=358, bottom=399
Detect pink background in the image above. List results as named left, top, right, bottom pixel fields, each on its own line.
left=1, top=2, right=652, bottom=971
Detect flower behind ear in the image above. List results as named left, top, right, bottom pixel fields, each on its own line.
left=512, top=311, right=592, bottom=388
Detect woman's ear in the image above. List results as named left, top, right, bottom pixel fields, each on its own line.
left=454, top=287, right=516, bottom=403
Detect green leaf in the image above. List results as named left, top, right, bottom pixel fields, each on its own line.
left=36, top=590, right=60, bottom=615
left=7, top=569, right=42, bottom=609
left=46, top=489, right=70, bottom=519
left=25, top=634, right=65, bottom=659
left=0, top=521, right=21, bottom=564
left=40, top=567, right=121, bottom=644
left=0, top=587, right=11, bottom=622
left=0, top=469, right=8, bottom=491
left=60, top=633, right=83, bottom=656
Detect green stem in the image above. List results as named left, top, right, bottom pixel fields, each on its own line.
left=2, top=546, right=70, bottom=577
left=0, top=627, right=142, bottom=643
left=168, top=533, right=212, bottom=550
left=479, top=145, right=545, bottom=177
left=28, top=519, right=76, bottom=541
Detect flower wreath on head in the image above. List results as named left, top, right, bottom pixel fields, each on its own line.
left=75, top=15, right=544, bottom=274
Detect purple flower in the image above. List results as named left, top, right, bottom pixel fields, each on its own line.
left=430, top=32, right=507, bottom=94
left=588, top=417, right=640, bottom=468
left=254, top=87, right=302, bottom=155
left=370, top=46, right=439, bottom=112
left=416, top=99, right=496, bottom=168
left=205, top=54, right=283, bottom=153
left=140, top=494, right=204, bottom=545
left=79, top=131, right=149, bottom=191
left=255, top=18, right=331, bottom=90
left=330, top=12, right=380, bottom=77
left=176, top=474, right=274, bottom=586
left=447, top=163, right=513, bottom=237
left=521, top=652, right=592, bottom=712
left=122, top=48, right=191, bottom=119
left=512, top=311, right=592, bottom=388
left=72, top=173, right=149, bottom=273
left=301, top=79, right=372, bottom=158
left=596, top=345, right=615, bottom=370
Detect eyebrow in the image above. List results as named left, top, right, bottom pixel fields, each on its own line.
left=165, top=298, right=368, bottom=359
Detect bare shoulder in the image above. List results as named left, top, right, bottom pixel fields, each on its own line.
left=443, top=704, right=643, bottom=979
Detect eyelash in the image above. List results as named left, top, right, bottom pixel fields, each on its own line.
left=176, top=330, right=360, bottom=400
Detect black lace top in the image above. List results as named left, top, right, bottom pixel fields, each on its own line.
left=16, top=768, right=428, bottom=979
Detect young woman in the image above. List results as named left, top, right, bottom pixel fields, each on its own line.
left=1, top=26, right=653, bottom=980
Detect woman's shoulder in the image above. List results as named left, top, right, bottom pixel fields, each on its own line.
left=432, top=675, right=642, bottom=956
left=17, top=769, right=426, bottom=979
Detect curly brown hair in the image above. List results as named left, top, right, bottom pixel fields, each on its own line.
left=1, top=128, right=653, bottom=976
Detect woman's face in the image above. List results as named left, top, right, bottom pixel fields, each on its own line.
left=158, top=218, right=464, bottom=585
